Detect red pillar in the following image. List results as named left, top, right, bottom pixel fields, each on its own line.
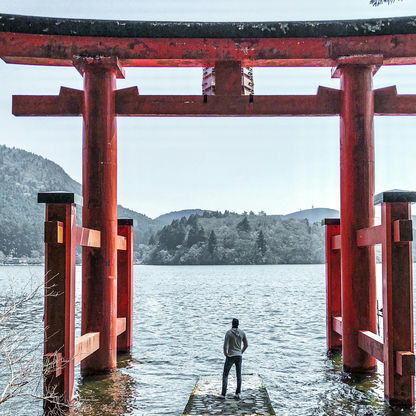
left=117, top=219, right=134, bottom=353
left=80, top=58, right=122, bottom=375
left=380, top=197, right=414, bottom=406
left=324, top=219, right=342, bottom=351
left=338, top=62, right=377, bottom=373
left=39, top=192, right=80, bottom=409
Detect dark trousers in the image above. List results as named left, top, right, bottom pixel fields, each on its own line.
left=221, top=355, right=242, bottom=396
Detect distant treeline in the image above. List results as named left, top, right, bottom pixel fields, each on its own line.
left=140, top=211, right=325, bottom=265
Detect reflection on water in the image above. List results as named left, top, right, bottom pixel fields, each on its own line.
left=74, top=355, right=139, bottom=416
left=1, top=264, right=416, bottom=415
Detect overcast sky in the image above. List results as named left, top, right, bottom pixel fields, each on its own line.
left=0, top=0, right=416, bottom=218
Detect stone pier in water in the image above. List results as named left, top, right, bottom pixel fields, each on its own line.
left=183, top=374, right=275, bottom=416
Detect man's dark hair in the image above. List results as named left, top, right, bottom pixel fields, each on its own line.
left=232, top=318, right=239, bottom=328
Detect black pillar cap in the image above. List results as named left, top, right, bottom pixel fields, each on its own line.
left=118, top=219, right=134, bottom=226
left=37, top=191, right=83, bottom=206
left=322, top=218, right=340, bottom=226
left=374, top=189, right=416, bottom=206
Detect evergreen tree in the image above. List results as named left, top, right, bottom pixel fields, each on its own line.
left=187, top=226, right=198, bottom=247
left=237, top=216, right=251, bottom=232
left=256, top=230, right=267, bottom=256
left=187, top=214, right=199, bottom=227
left=197, top=227, right=206, bottom=243
left=208, top=230, right=218, bottom=254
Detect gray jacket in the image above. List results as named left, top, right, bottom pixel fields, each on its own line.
left=224, top=328, right=248, bottom=357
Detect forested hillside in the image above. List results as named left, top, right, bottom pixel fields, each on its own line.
left=0, top=145, right=164, bottom=262
left=141, top=211, right=325, bottom=265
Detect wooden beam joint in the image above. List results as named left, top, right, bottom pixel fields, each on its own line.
left=332, top=316, right=343, bottom=335
left=75, top=226, right=101, bottom=248
left=116, top=317, right=126, bottom=336
left=358, top=330, right=384, bottom=363
left=394, top=219, right=413, bottom=243
left=396, top=351, right=415, bottom=376
left=357, top=225, right=383, bottom=247
left=44, top=221, right=64, bottom=244
left=74, top=332, right=100, bottom=366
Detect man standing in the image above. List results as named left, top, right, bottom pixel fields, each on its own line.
left=219, top=318, right=248, bottom=399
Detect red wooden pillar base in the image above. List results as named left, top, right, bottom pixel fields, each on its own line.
left=38, top=192, right=81, bottom=410
left=324, top=219, right=342, bottom=351
left=117, top=219, right=134, bottom=353
left=377, top=191, right=415, bottom=407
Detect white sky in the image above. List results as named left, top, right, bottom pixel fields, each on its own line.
left=0, top=0, right=416, bottom=218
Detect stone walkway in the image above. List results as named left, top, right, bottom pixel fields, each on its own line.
left=183, top=374, right=275, bottom=416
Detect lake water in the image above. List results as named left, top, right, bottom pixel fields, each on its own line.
left=0, top=264, right=414, bottom=415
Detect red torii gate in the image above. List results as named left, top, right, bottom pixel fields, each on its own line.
left=2, top=12, right=416, bottom=410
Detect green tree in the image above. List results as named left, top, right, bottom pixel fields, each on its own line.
left=370, top=0, right=401, bottom=4
left=237, top=216, right=251, bottom=233
left=187, top=226, right=198, bottom=247
left=256, top=230, right=267, bottom=256
left=208, top=230, right=218, bottom=254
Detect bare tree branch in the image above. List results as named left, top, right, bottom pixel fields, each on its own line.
left=0, top=269, right=67, bottom=415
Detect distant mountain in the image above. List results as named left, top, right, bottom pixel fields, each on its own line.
left=281, top=208, right=340, bottom=224
left=0, top=144, right=164, bottom=260
left=155, top=209, right=210, bottom=223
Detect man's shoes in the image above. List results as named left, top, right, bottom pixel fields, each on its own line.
left=234, top=393, right=241, bottom=399
left=218, top=394, right=226, bottom=399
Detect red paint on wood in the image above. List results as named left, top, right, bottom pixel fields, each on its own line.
left=331, top=54, right=383, bottom=78
left=214, top=61, right=242, bottom=96
left=117, top=222, right=134, bottom=353
left=393, top=219, right=413, bottom=243
left=356, top=225, right=383, bottom=247
left=81, top=61, right=118, bottom=376
left=332, top=316, right=343, bottom=336
left=339, top=64, right=377, bottom=373
left=13, top=87, right=83, bottom=116
left=396, top=352, right=415, bottom=377
left=73, top=56, right=125, bottom=79
left=16, top=88, right=416, bottom=117
left=115, top=94, right=341, bottom=117
left=332, top=234, right=341, bottom=250
left=74, top=332, right=100, bottom=366
left=325, top=223, right=342, bottom=350
left=4, top=32, right=416, bottom=67
left=116, top=317, right=127, bottom=336
left=358, top=330, right=384, bottom=363
left=75, top=226, right=101, bottom=248
left=374, top=87, right=416, bottom=116
left=44, top=221, right=64, bottom=244
left=381, top=202, right=414, bottom=406
left=43, top=203, right=76, bottom=409
left=116, top=235, right=127, bottom=251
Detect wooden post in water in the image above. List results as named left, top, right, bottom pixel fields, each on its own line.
left=38, top=192, right=80, bottom=411
left=376, top=191, right=415, bottom=406
left=324, top=219, right=342, bottom=351
left=78, top=57, right=124, bottom=375
left=117, top=219, right=134, bottom=353
left=333, top=55, right=381, bottom=374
